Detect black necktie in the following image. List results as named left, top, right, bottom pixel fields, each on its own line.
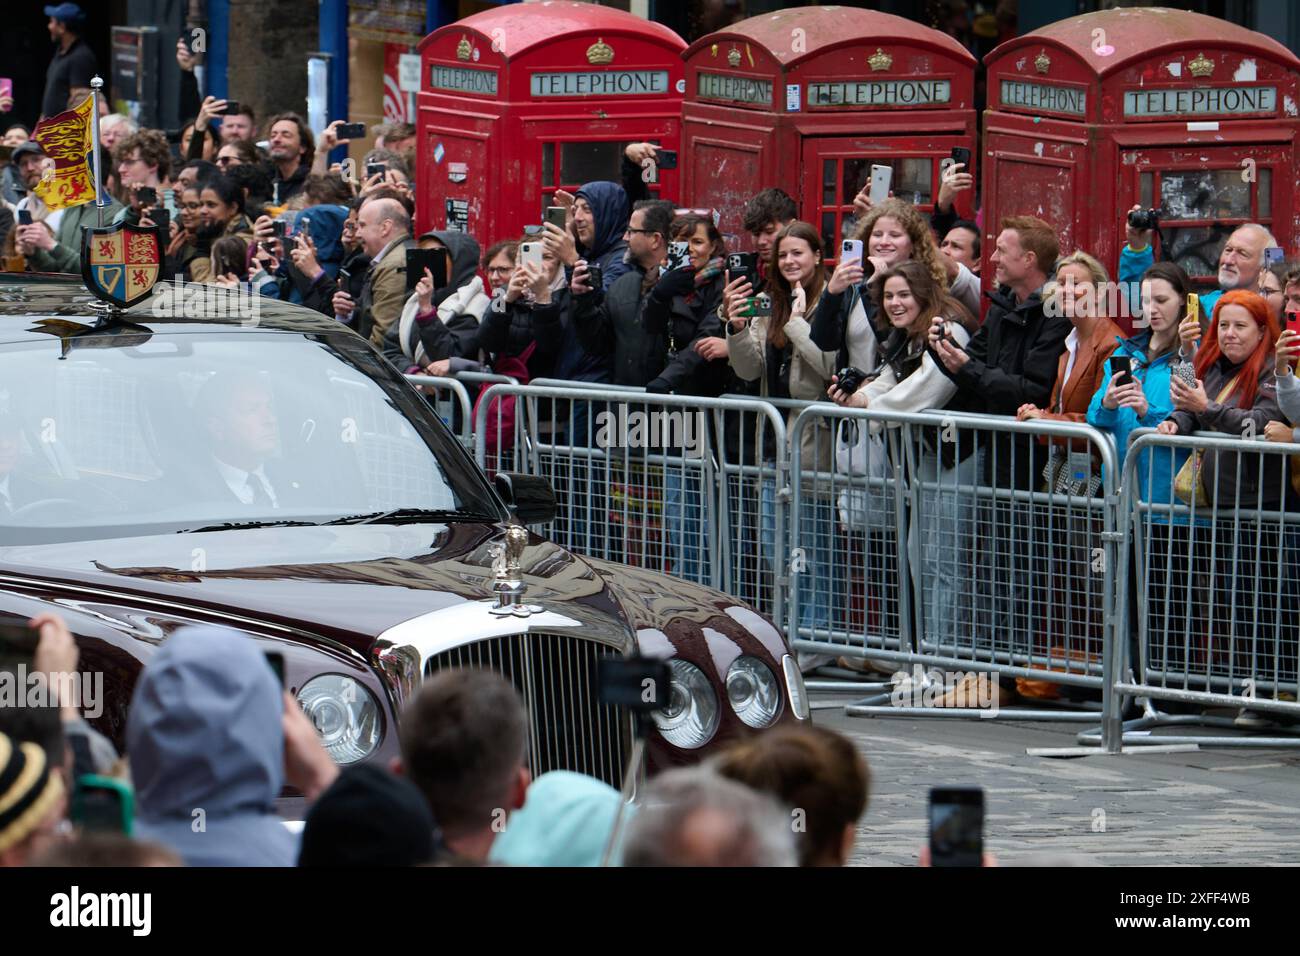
left=246, top=475, right=272, bottom=508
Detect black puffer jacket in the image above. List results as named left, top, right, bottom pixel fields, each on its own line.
left=937, top=284, right=1070, bottom=488
left=478, top=287, right=567, bottom=380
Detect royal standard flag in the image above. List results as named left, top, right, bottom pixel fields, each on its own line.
left=30, top=92, right=95, bottom=211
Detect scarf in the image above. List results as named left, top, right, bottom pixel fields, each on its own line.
left=398, top=275, right=492, bottom=367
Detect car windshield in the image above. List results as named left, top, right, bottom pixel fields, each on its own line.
left=0, top=326, right=502, bottom=544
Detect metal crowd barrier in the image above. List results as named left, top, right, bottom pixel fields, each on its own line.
left=403, top=371, right=517, bottom=450
left=1080, top=428, right=1300, bottom=749
left=410, top=373, right=1300, bottom=750
left=787, top=405, right=1124, bottom=735
left=473, top=383, right=789, bottom=622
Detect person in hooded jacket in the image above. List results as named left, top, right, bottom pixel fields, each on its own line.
left=384, top=230, right=492, bottom=372
left=542, top=179, right=633, bottom=295
left=127, top=625, right=339, bottom=867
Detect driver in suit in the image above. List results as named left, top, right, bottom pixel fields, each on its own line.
left=193, top=373, right=305, bottom=509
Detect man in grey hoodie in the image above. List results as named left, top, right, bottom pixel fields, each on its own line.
left=127, top=625, right=338, bottom=866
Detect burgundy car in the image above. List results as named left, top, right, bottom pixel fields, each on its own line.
left=0, top=276, right=808, bottom=806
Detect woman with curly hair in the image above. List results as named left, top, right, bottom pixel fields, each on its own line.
left=809, top=198, right=981, bottom=373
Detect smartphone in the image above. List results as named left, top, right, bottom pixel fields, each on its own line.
left=869, top=164, right=893, bottom=205
left=264, top=651, right=286, bottom=688
left=668, top=240, right=690, bottom=272
left=544, top=206, right=567, bottom=230
left=1186, top=293, right=1199, bottom=326
left=1287, top=309, right=1300, bottom=332
left=520, top=241, right=543, bottom=271
left=929, top=786, right=983, bottom=868
left=598, top=656, right=671, bottom=712
left=585, top=263, right=603, bottom=291
left=736, top=293, right=773, bottom=318
left=0, top=78, right=12, bottom=100
left=654, top=148, right=678, bottom=170
left=337, top=122, right=366, bottom=141
left=150, top=208, right=170, bottom=239
left=71, top=775, right=134, bottom=835
left=366, top=162, right=387, bottom=179
left=337, top=266, right=351, bottom=292
left=179, top=31, right=192, bottom=54
left=222, top=100, right=240, bottom=116
left=726, top=251, right=757, bottom=287
left=135, top=185, right=157, bottom=207
left=17, top=208, right=32, bottom=226
left=1111, top=354, right=1134, bottom=388
left=1265, top=247, right=1285, bottom=267
left=405, top=248, right=448, bottom=293
left=950, top=146, right=972, bottom=169
left=841, top=239, right=863, bottom=263
left=0, top=622, right=37, bottom=669
left=271, top=218, right=287, bottom=240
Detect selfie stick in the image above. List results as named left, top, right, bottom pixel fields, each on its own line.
left=599, top=712, right=648, bottom=867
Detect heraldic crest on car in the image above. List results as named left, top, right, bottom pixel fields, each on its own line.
left=81, top=222, right=163, bottom=309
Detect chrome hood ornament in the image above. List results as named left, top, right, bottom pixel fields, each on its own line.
left=490, top=524, right=540, bottom=616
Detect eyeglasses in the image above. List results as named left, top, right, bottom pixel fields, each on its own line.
left=625, top=228, right=658, bottom=236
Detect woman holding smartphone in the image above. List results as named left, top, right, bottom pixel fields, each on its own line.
left=826, top=261, right=978, bottom=655
left=804, top=199, right=981, bottom=373
left=1156, top=290, right=1287, bottom=696
left=1088, top=263, right=1198, bottom=676
left=727, top=221, right=839, bottom=642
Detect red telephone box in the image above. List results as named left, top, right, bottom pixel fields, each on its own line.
left=983, top=8, right=1300, bottom=317
left=415, top=3, right=686, bottom=243
left=680, top=7, right=977, bottom=257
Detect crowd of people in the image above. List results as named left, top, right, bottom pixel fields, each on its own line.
left=0, top=616, right=871, bottom=867
left=3, top=7, right=1300, bottom=866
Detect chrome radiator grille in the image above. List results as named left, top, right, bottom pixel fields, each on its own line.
left=424, top=634, right=632, bottom=788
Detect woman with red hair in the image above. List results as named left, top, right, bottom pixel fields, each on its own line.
left=1157, top=289, right=1286, bottom=507
left=1157, top=290, right=1291, bottom=707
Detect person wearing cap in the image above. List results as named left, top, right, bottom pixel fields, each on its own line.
left=13, top=140, right=122, bottom=275
left=0, top=729, right=68, bottom=867
left=298, top=765, right=441, bottom=867
left=41, top=4, right=98, bottom=121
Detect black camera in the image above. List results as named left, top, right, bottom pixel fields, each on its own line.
left=1128, top=207, right=1160, bottom=231
left=835, top=366, right=869, bottom=395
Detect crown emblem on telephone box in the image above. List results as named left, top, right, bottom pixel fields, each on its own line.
left=587, top=38, right=614, bottom=65
left=868, top=48, right=893, bottom=72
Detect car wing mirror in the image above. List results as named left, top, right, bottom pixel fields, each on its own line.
left=494, top=472, right=557, bottom=525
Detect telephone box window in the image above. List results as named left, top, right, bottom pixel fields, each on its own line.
left=1160, top=169, right=1252, bottom=221
left=560, top=142, right=624, bottom=188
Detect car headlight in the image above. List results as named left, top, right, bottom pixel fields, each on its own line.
left=726, top=655, right=782, bottom=728
left=298, top=675, right=381, bottom=765
left=652, top=659, right=719, bottom=749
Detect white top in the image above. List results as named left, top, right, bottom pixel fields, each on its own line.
left=215, top=458, right=278, bottom=507
left=1058, top=328, right=1081, bottom=412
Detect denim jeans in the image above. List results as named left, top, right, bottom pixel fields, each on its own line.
left=910, top=447, right=982, bottom=647
left=762, top=470, right=833, bottom=634
left=663, top=466, right=706, bottom=583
